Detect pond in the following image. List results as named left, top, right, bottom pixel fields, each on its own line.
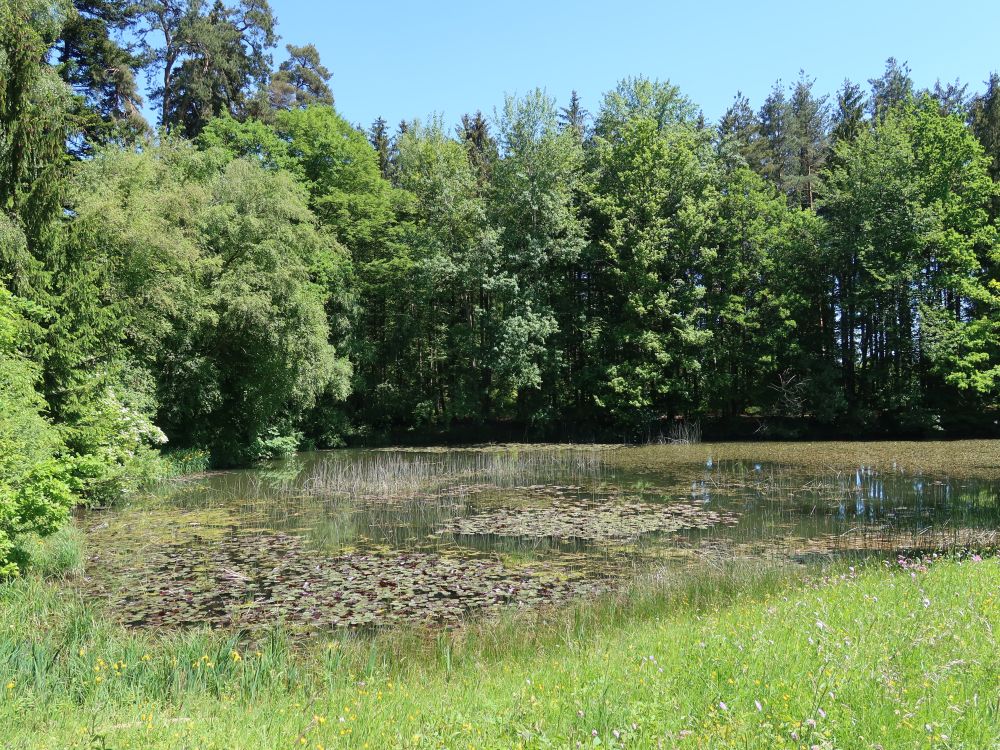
left=81, top=441, right=1000, bottom=633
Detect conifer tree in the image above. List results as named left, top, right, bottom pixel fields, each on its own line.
left=559, top=90, right=589, bottom=143
left=269, top=43, right=333, bottom=110
left=718, top=92, right=763, bottom=171
left=869, top=58, right=914, bottom=120
left=758, top=81, right=790, bottom=192
left=970, top=73, right=1000, bottom=220
left=786, top=72, right=829, bottom=209
left=57, top=0, right=148, bottom=150
left=368, top=117, right=393, bottom=181
left=456, top=111, right=497, bottom=187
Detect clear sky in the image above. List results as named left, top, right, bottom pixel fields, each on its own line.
left=264, top=0, right=1000, bottom=131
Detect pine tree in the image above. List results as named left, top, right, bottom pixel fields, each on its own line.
left=269, top=43, right=333, bottom=111
left=143, top=0, right=278, bottom=136
left=930, top=78, right=968, bottom=117
left=57, top=0, right=148, bottom=151
left=830, top=80, right=866, bottom=147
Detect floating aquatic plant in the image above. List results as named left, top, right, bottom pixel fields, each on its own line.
left=85, top=531, right=603, bottom=631
left=442, top=499, right=738, bottom=541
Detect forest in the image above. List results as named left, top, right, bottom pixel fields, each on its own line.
left=2, top=0, right=999, bottom=571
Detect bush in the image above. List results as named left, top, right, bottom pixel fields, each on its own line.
left=62, top=387, right=169, bottom=506
left=0, top=288, right=77, bottom=576
left=246, top=429, right=303, bottom=462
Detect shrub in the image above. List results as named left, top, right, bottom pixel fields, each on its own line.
left=0, top=288, right=76, bottom=575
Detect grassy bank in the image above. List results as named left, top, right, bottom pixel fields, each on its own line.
left=1, top=537, right=997, bottom=750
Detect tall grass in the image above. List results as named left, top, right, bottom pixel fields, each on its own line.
left=2, top=555, right=997, bottom=748
left=301, top=448, right=609, bottom=500
left=659, top=420, right=702, bottom=445
left=22, top=526, right=85, bottom=580
left=159, top=447, right=212, bottom=477
left=0, top=554, right=801, bottom=709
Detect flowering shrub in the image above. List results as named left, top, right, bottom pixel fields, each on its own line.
left=62, top=388, right=169, bottom=506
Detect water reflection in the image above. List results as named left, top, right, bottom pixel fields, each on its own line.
left=88, top=445, right=1000, bottom=563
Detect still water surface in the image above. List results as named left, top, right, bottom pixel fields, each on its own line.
left=83, top=442, right=1000, bottom=631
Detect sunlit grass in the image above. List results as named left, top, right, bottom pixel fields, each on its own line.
left=2, top=537, right=998, bottom=748
left=9, top=442, right=998, bottom=747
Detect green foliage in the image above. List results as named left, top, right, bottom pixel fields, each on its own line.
left=485, top=90, right=587, bottom=419
left=3, top=2, right=1000, bottom=573
left=142, top=0, right=278, bottom=135
left=161, top=447, right=211, bottom=477
left=275, top=105, right=396, bottom=257
left=0, top=287, right=75, bottom=575
left=66, top=142, right=352, bottom=465
left=821, top=96, right=999, bottom=424
left=57, top=0, right=148, bottom=150
left=0, top=0, right=74, bottom=292
left=701, top=167, right=805, bottom=416
left=269, top=43, right=333, bottom=111
left=586, top=82, right=714, bottom=426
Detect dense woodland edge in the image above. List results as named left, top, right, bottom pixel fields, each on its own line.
left=2, top=0, right=1000, bottom=572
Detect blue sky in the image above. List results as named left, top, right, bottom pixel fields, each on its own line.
left=264, top=1, right=998, bottom=130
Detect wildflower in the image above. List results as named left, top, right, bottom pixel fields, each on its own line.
left=922, top=597, right=931, bottom=608
left=5, top=682, right=13, bottom=690
left=613, top=730, right=620, bottom=739
left=817, top=707, right=826, bottom=719
left=231, top=650, right=241, bottom=662
left=754, top=700, right=763, bottom=712
left=719, top=701, right=728, bottom=711
left=591, top=730, right=598, bottom=737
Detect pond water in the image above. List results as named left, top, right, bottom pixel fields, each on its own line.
left=81, top=441, right=1000, bottom=632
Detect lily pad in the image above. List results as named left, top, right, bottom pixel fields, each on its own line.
left=84, top=531, right=604, bottom=631
left=441, top=499, right=738, bottom=541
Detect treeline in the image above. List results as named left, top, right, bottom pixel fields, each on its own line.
left=2, top=0, right=1000, bottom=568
